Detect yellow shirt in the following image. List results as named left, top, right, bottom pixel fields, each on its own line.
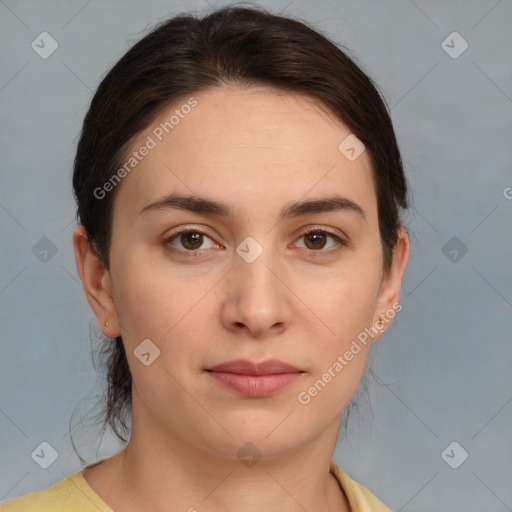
left=0, top=460, right=392, bottom=511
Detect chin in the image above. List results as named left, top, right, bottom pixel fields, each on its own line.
left=192, top=416, right=309, bottom=461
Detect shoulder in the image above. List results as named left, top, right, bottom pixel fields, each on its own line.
left=0, top=471, right=112, bottom=512
left=330, top=460, right=393, bottom=512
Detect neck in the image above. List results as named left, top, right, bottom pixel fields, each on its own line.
left=102, top=408, right=350, bottom=511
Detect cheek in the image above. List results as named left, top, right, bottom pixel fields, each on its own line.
left=296, top=256, right=382, bottom=339
left=292, top=278, right=378, bottom=413
left=110, top=245, right=220, bottom=357
left=292, top=259, right=381, bottom=397
left=110, top=256, right=213, bottom=406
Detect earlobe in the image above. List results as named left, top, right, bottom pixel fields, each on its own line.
left=72, top=225, right=120, bottom=337
left=372, top=225, right=410, bottom=339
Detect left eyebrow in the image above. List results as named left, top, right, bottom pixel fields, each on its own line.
left=281, top=196, right=366, bottom=223
left=139, top=193, right=367, bottom=223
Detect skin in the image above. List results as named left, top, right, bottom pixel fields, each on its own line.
left=73, top=84, right=409, bottom=512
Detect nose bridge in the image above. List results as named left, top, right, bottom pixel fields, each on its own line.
left=236, top=234, right=278, bottom=295
left=228, top=233, right=288, bottom=331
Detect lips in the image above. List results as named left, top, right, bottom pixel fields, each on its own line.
left=207, top=359, right=302, bottom=375
left=206, top=359, right=304, bottom=397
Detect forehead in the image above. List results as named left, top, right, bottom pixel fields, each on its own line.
left=112, top=85, right=377, bottom=225
left=151, top=85, right=353, bottom=157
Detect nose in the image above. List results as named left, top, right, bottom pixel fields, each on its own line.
left=220, top=243, right=292, bottom=339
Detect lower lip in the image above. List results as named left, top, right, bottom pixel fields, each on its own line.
left=208, top=371, right=303, bottom=397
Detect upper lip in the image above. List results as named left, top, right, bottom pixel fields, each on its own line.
left=207, top=359, right=302, bottom=375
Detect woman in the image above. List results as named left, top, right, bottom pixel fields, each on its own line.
left=1, top=5, right=409, bottom=511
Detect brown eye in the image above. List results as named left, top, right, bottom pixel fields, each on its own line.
left=297, top=229, right=346, bottom=253
left=179, top=231, right=204, bottom=250
left=165, top=229, right=218, bottom=255
left=304, top=231, right=328, bottom=250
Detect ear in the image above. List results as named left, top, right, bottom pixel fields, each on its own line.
left=72, top=225, right=120, bottom=338
left=371, top=224, right=410, bottom=340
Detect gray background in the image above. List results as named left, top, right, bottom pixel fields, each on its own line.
left=1, top=0, right=511, bottom=510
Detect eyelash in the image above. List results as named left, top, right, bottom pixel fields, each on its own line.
left=164, top=227, right=347, bottom=257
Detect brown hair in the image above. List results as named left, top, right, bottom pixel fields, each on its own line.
left=71, top=4, right=408, bottom=446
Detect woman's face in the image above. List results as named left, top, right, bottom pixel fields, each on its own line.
left=79, top=85, right=408, bottom=460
